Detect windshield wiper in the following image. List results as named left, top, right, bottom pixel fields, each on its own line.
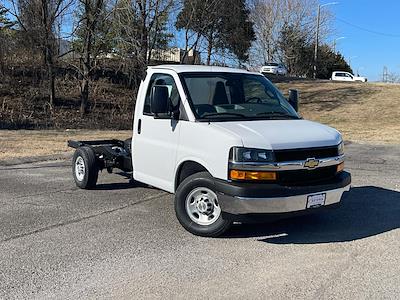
left=201, top=112, right=246, bottom=118
left=256, top=111, right=299, bottom=119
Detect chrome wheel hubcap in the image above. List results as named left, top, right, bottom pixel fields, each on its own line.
left=185, top=187, right=221, bottom=226
left=75, top=156, right=85, bottom=181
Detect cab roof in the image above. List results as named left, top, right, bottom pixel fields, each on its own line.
left=148, top=64, right=260, bottom=75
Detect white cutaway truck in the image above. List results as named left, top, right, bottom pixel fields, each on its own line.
left=68, top=65, right=351, bottom=237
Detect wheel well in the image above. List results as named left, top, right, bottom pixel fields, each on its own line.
left=175, top=161, right=208, bottom=191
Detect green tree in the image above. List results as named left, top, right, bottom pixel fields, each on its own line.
left=278, top=24, right=352, bottom=78
left=176, top=0, right=255, bottom=65
left=316, top=44, right=352, bottom=79
left=217, top=0, right=255, bottom=62
left=278, top=23, right=313, bottom=76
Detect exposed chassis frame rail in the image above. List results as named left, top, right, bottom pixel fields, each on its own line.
left=68, top=139, right=133, bottom=172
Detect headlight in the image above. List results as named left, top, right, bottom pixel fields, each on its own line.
left=337, top=141, right=344, bottom=156
left=232, top=147, right=274, bottom=162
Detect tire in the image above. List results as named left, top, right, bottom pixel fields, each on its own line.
left=175, top=172, right=232, bottom=237
left=124, top=138, right=132, bottom=153
left=72, top=146, right=99, bottom=189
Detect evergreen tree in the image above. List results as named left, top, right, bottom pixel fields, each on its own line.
left=316, top=45, right=352, bottom=79
left=278, top=23, right=313, bottom=76
left=278, top=24, right=351, bottom=78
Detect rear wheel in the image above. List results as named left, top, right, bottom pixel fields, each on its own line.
left=124, top=138, right=132, bottom=153
left=175, top=172, right=231, bottom=237
left=72, top=146, right=99, bottom=189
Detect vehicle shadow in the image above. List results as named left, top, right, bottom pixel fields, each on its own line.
left=94, top=182, right=137, bottom=190
left=225, top=186, right=400, bottom=244
left=95, top=172, right=156, bottom=190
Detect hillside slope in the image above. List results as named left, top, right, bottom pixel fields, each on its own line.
left=1, top=80, right=399, bottom=161
left=276, top=81, right=400, bottom=144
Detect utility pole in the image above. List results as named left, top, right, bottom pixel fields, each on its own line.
left=313, top=5, right=321, bottom=79
left=313, top=2, right=338, bottom=79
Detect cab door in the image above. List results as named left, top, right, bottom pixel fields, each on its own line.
left=133, top=72, right=183, bottom=192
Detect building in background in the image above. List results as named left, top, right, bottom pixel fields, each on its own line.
left=150, top=48, right=201, bottom=65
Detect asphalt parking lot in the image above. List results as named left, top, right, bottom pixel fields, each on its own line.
left=0, top=142, right=399, bottom=299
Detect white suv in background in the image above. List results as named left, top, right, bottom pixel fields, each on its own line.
left=260, top=63, right=287, bottom=76
left=331, top=71, right=367, bottom=82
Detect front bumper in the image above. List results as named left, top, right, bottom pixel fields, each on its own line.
left=215, top=171, right=351, bottom=217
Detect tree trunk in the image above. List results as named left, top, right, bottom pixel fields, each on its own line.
left=46, top=47, right=55, bottom=106
left=80, top=77, right=89, bottom=114
left=79, top=0, right=100, bottom=115
left=142, top=28, right=149, bottom=64
left=0, top=36, right=4, bottom=76
left=80, top=37, right=91, bottom=115
left=41, top=0, right=55, bottom=107
left=206, top=37, right=213, bottom=66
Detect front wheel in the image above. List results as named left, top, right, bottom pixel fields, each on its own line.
left=175, top=172, right=231, bottom=237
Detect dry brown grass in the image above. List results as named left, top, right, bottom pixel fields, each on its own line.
left=0, top=130, right=131, bottom=160
left=277, top=81, right=400, bottom=145
left=1, top=81, right=399, bottom=161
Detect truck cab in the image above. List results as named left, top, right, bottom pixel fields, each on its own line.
left=69, top=65, right=351, bottom=237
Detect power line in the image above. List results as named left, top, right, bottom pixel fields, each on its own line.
left=336, top=17, right=400, bottom=38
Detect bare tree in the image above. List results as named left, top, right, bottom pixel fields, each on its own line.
left=0, top=5, right=16, bottom=75
left=7, top=0, right=74, bottom=106
left=175, top=0, right=219, bottom=64
left=250, top=0, right=281, bottom=63
left=135, top=0, right=175, bottom=64
left=76, top=0, right=106, bottom=114
left=108, top=0, right=175, bottom=86
left=249, top=0, right=333, bottom=68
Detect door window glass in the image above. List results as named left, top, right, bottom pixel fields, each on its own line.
left=144, top=74, right=181, bottom=114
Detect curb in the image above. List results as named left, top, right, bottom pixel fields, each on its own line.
left=0, top=152, right=72, bottom=167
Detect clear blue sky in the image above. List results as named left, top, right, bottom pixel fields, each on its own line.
left=4, top=0, right=399, bottom=81
left=329, top=0, right=400, bottom=81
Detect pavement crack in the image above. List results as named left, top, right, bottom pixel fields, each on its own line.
left=0, top=192, right=166, bottom=244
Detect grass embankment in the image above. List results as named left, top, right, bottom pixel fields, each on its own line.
left=276, top=81, right=400, bottom=145
left=1, top=81, right=399, bottom=161
left=0, top=130, right=131, bottom=161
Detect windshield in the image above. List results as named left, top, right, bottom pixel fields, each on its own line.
left=180, top=72, right=299, bottom=121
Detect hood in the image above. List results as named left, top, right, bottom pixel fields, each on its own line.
left=211, top=119, right=341, bottom=150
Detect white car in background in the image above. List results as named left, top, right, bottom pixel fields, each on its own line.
left=260, top=63, right=287, bottom=76
left=331, top=71, right=367, bottom=82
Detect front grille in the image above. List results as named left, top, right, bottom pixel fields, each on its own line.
left=274, top=146, right=338, bottom=162
left=278, top=166, right=338, bottom=186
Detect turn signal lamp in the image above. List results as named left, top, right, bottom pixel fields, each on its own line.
left=230, top=170, right=277, bottom=181
left=337, top=162, right=344, bottom=173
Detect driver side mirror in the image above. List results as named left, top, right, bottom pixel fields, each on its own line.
left=151, top=85, right=170, bottom=116
left=288, top=89, right=299, bottom=112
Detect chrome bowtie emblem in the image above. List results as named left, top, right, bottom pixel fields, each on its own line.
left=304, top=158, right=320, bottom=169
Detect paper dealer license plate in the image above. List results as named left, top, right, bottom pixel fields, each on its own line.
left=306, top=193, right=326, bottom=209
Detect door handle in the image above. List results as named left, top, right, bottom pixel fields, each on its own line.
left=138, top=119, right=142, bottom=134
